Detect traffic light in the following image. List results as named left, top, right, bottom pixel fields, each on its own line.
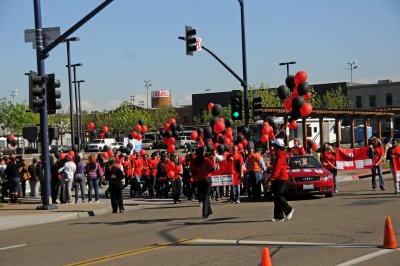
left=29, top=71, right=45, bottom=113
left=231, top=95, right=243, bottom=120
left=46, top=73, right=61, bottom=114
left=252, top=95, right=262, bottom=120
left=185, top=25, right=197, bottom=56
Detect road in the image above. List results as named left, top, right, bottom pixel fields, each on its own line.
left=1, top=175, right=400, bottom=266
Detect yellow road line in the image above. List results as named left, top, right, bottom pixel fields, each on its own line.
left=65, top=238, right=199, bottom=266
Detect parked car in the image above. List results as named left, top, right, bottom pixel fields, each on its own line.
left=179, top=136, right=196, bottom=150
left=285, top=155, right=334, bottom=198
left=87, top=138, right=116, bottom=152
left=0, top=146, right=16, bottom=156
left=141, top=139, right=154, bottom=150
left=187, top=141, right=199, bottom=151
left=50, top=145, right=72, bottom=153
left=109, top=142, right=124, bottom=152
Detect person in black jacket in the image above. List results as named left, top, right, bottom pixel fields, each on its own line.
left=105, top=158, right=125, bottom=213
left=4, top=154, right=25, bottom=203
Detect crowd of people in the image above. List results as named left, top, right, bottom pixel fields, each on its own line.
left=1, top=136, right=399, bottom=220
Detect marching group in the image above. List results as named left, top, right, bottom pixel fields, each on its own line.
left=0, top=136, right=399, bottom=220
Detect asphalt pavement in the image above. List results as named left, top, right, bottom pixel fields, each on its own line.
left=0, top=168, right=391, bottom=232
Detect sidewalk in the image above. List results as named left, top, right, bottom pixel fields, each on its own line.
left=0, top=169, right=391, bottom=231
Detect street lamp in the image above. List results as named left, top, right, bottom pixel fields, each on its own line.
left=70, top=63, right=82, bottom=150
left=345, top=61, right=358, bottom=83
left=144, top=80, right=152, bottom=109
left=63, top=37, right=80, bottom=150
left=279, top=61, right=296, bottom=77
left=9, top=89, right=18, bottom=103
left=73, top=79, right=85, bottom=151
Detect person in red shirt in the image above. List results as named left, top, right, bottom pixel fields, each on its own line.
left=270, top=138, right=294, bottom=222
left=227, top=145, right=244, bottom=203
left=131, top=152, right=144, bottom=197
left=320, top=143, right=338, bottom=193
left=371, top=138, right=385, bottom=191
left=289, top=138, right=306, bottom=156
left=170, top=154, right=183, bottom=204
left=189, top=146, right=215, bottom=219
left=147, top=152, right=159, bottom=198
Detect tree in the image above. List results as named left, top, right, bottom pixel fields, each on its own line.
left=321, top=86, right=351, bottom=109
left=0, top=99, right=39, bottom=135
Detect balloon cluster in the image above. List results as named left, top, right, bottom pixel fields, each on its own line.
left=259, top=117, right=279, bottom=143
left=306, top=137, right=318, bottom=152
left=159, top=118, right=184, bottom=153
left=165, top=159, right=182, bottom=179
left=87, top=122, right=111, bottom=139
left=277, top=70, right=313, bottom=129
left=54, top=150, right=75, bottom=160
left=129, top=119, right=148, bottom=142
left=6, top=134, right=17, bottom=147
left=190, top=103, right=250, bottom=154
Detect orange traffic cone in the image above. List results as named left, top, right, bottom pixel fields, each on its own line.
left=383, top=216, right=398, bottom=249
left=261, top=247, right=272, bottom=266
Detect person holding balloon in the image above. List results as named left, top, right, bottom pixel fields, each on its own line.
left=168, top=155, right=183, bottom=204
left=289, top=138, right=306, bottom=156
left=104, top=156, right=125, bottom=213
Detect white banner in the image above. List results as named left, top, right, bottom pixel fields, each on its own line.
left=211, top=174, right=233, bottom=187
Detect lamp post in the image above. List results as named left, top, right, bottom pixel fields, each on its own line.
left=9, top=89, right=18, bottom=103
left=73, top=80, right=85, bottom=151
left=345, top=61, right=358, bottom=83
left=238, top=0, right=249, bottom=127
left=63, top=37, right=80, bottom=151
left=71, top=63, right=82, bottom=150
left=144, top=80, right=152, bottom=109
left=279, top=61, right=296, bottom=77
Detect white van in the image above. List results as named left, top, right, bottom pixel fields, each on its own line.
left=179, top=136, right=195, bottom=150
left=87, top=138, right=116, bottom=152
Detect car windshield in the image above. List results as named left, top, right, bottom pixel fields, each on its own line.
left=92, top=139, right=102, bottom=144
left=288, top=156, right=322, bottom=169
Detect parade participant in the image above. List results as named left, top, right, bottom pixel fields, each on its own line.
left=156, top=152, right=168, bottom=198
left=4, top=154, right=25, bottom=203
left=141, top=152, right=151, bottom=196
left=270, top=138, right=294, bottom=222
left=51, top=155, right=64, bottom=204
left=246, top=147, right=266, bottom=200
left=371, top=138, right=385, bottom=191
left=59, top=155, right=76, bottom=204
left=320, top=143, right=338, bottom=193
left=85, top=154, right=102, bottom=203
left=147, top=152, right=159, bottom=198
left=121, top=155, right=132, bottom=194
left=0, top=158, right=7, bottom=202
left=28, top=158, right=40, bottom=198
left=289, top=138, right=306, bottom=156
left=227, top=145, right=244, bottom=204
left=17, top=155, right=30, bottom=198
left=105, top=157, right=125, bottom=213
left=182, top=153, right=194, bottom=201
left=170, top=155, right=183, bottom=204
left=189, top=146, right=215, bottom=219
left=386, top=139, right=399, bottom=194
left=131, top=152, right=144, bottom=197
left=73, top=156, right=86, bottom=203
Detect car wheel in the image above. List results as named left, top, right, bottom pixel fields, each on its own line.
left=325, top=192, right=333, bottom=198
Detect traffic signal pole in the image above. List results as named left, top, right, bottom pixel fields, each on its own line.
left=32, top=0, right=114, bottom=209
left=239, top=0, right=249, bottom=127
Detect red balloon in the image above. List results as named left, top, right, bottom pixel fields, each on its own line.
left=300, top=103, right=313, bottom=117
left=162, top=137, right=169, bottom=145
left=284, top=99, right=292, bottom=111
left=237, top=143, right=243, bottom=150
left=242, top=139, right=248, bottom=148
left=312, top=142, right=318, bottom=151
left=304, top=92, right=311, bottom=101
left=68, top=150, right=75, bottom=157
left=135, top=124, right=142, bottom=132
left=131, top=131, right=138, bottom=139
left=208, top=102, right=214, bottom=110
left=167, top=144, right=176, bottom=153
left=289, top=120, right=297, bottom=129
left=102, top=152, right=109, bottom=159
left=225, top=138, right=231, bottom=145
left=219, top=117, right=224, bottom=122
left=168, top=137, right=176, bottom=146
left=102, top=126, right=109, bottom=133
left=107, top=149, right=114, bottom=156
left=261, top=134, right=269, bottom=143
left=140, top=149, right=146, bottom=156
left=100, top=133, right=105, bottom=139
left=167, top=171, right=175, bottom=179
left=169, top=118, right=176, bottom=124
left=294, top=70, right=308, bottom=85
left=262, top=122, right=269, bottom=127
left=141, top=125, right=148, bottom=133
left=198, top=139, right=205, bottom=147
left=174, top=165, right=182, bottom=173
left=190, top=131, right=198, bottom=140
left=164, top=123, right=170, bottom=131
left=87, top=122, right=95, bottom=130
left=59, top=153, right=66, bottom=160
left=262, top=126, right=271, bottom=135
left=168, top=160, right=176, bottom=169
left=137, top=133, right=143, bottom=140
left=213, top=121, right=225, bottom=134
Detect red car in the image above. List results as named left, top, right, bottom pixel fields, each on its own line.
left=286, top=155, right=334, bottom=198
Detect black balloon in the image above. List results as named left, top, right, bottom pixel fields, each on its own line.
left=221, top=128, right=226, bottom=135
left=105, top=132, right=110, bottom=138
left=177, top=124, right=184, bottom=132
left=91, top=130, right=97, bottom=138
left=211, top=104, right=223, bottom=117
left=119, top=145, right=126, bottom=152
left=218, top=135, right=225, bottom=144
left=217, top=144, right=225, bottom=155
left=203, top=126, right=213, bottom=139
left=212, top=135, right=218, bottom=144
left=159, top=128, right=166, bottom=136
left=138, top=119, right=145, bottom=126
left=236, top=134, right=245, bottom=143
left=297, top=82, right=310, bottom=96
left=290, top=109, right=301, bottom=120
left=170, top=123, right=177, bottom=130
left=124, top=147, right=131, bottom=155
left=172, top=130, right=179, bottom=138
left=11, top=139, right=17, bottom=146
left=6, top=137, right=12, bottom=144
left=277, top=85, right=290, bottom=100
left=285, top=75, right=296, bottom=89
left=206, top=143, right=214, bottom=152
left=128, top=134, right=133, bottom=140
left=224, top=144, right=231, bottom=152
left=267, top=117, right=278, bottom=130
left=127, top=143, right=134, bottom=149
left=240, top=126, right=250, bottom=136
left=291, top=96, right=305, bottom=110
left=103, top=145, right=110, bottom=151
left=306, top=138, right=314, bottom=148
left=225, top=118, right=234, bottom=128
left=165, top=130, right=172, bottom=138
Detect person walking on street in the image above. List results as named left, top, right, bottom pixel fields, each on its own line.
left=320, top=143, right=338, bottom=193
left=28, top=158, right=40, bottom=198
left=228, top=145, right=244, bottom=204
left=386, top=139, right=399, bottom=194
left=105, top=157, right=125, bottom=213
left=73, top=156, right=86, bottom=203
left=59, top=155, right=76, bottom=204
left=246, top=147, right=266, bottom=200
left=269, top=139, right=294, bottom=222
left=189, top=146, right=215, bottom=219
left=85, top=154, right=102, bottom=203
left=4, top=154, right=25, bottom=203
left=371, top=138, right=385, bottom=191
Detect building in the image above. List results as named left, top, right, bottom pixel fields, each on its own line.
left=151, top=90, right=171, bottom=108
left=175, top=105, right=193, bottom=126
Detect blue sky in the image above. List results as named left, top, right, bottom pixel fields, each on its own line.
left=0, top=0, right=399, bottom=112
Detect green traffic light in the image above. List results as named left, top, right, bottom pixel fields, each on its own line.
left=233, top=111, right=239, bottom=118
